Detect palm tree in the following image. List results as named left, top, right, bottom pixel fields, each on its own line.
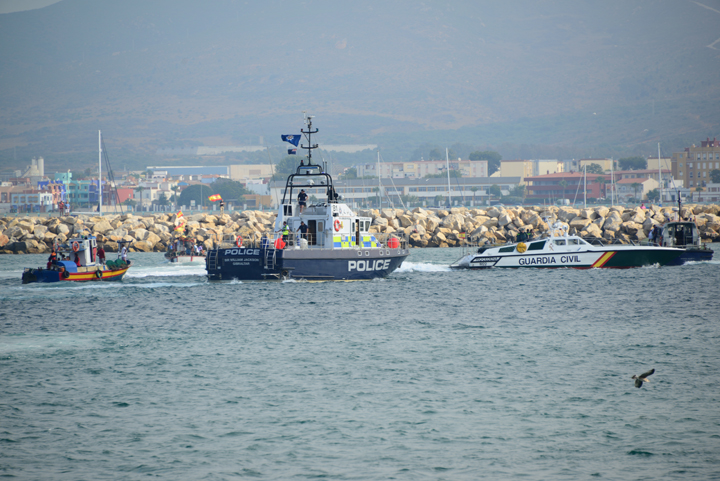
left=558, top=180, right=568, bottom=200
left=470, top=186, right=479, bottom=206
left=630, top=182, right=641, bottom=203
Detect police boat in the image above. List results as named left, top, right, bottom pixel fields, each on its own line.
left=450, top=220, right=683, bottom=269
left=205, top=116, right=410, bottom=281
left=658, top=219, right=713, bottom=265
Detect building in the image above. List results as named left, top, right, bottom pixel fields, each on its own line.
left=579, top=158, right=614, bottom=172
left=356, top=159, right=488, bottom=179
left=615, top=177, right=659, bottom=202
left=695, top=183, right=720, bottom=203
left=269, top=176, right=520, bottom=208
left=672, top=137, right=720, bottom=189
left=498, top=159, right=563, bottom=183
left=525, top=172, right=610, bottom=203
left=646, top=156, right=672, bottom=171
left=228, top=164, right=274, bottom=182
left=10, top=190, right=54, bottom=213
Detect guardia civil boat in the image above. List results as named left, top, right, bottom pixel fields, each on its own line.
left=205, top=115, right=409, bottom=281
left=451, top=221, right=683, bottom=269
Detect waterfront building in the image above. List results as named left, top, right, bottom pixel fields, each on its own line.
left=356, top=159, right=488, bottom=179
left=672, top=137, right=720, bottom=189
left=524, top=172, right=610, bottom=203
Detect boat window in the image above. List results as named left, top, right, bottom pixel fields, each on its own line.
left=568, top=239, right=580, bottom=245
left=499, top=246, right=515, bottom=253
left=527, top=241, right=546, bottom=251
left=554, top=239, right=566, bottom=246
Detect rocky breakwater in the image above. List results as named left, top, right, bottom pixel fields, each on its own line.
left=356, top=204, right=720, bottom=247
left=0, top=210, right=277, bottom=254
left=2, top=204, right=719, bottom=254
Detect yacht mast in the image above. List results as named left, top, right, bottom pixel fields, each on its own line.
left=610, top=158, right=615, bottom=205
left=583, top=164, right=587, bottom=208
left=98, top=130, right=102, bottom=214
left=658, top=143, right=662, bottom=206
left=377, top=150, right=381, bottom=209
left=445, top=148, right=452, bottom=206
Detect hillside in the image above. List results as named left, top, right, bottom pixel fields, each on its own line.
left=0, top=0, right=719, bottom=171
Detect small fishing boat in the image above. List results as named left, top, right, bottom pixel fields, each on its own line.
left=21, top=235, right=131, bottom=284
left=659, top=220, right=714, bottom=265
left=205, top=115, right=409, bottom=280
left=451, top=221, right=683, bottom=269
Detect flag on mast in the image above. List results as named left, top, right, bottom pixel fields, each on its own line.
left=208, top=194, right=222, bottom=202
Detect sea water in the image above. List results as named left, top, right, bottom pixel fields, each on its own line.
left=1, top=247, right=719, bottom=480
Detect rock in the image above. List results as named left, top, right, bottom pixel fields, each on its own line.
left=569, top=216, right=592, bottom=229
left=132, top=241, right=153, bottom=252
left=0, top=234, right=9, bottom=247
left=92, top=220, right=113, bottom=234
left=33, top=225, right=48, bottom=237
left=582, top=223, right=602, bottom=238
left=372, top=217, right=388, bottom=226
left=621, top=221, right=643, bottom=236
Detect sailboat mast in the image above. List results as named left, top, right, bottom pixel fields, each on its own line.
left=377, top=150, right=381, bottom=209
left=658, top=143, right=662, bottom=206
left=446, top=148, right=452, bottom=206
left=98, top=130, right=102, bottom=214
left=583, top=164, right=587, bottom=208
left=610, top=158, right=615, bottom=205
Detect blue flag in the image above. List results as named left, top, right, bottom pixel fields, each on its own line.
left=288, top=148, right=297, bottom=155
left=281, top=134, right=300, bottom=147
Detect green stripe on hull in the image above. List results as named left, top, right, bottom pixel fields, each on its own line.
left=602, top=250, right=681, bottom=268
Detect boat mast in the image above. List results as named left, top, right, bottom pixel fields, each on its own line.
left=446, top=148, right=452, bottom=207
left=377, top=150, right=381, bottom=209
left=98, top=130, right=102, bottom=214
left=583, top=164, right=587, bottom=208
left=610, top=158, right=615, bottom=205
left=658, top=143, right=662, bottom=206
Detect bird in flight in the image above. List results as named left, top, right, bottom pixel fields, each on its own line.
left=631, top=369, right=655, bottom=388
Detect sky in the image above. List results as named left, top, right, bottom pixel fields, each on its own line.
left=0, top=0, right=60, bottom=14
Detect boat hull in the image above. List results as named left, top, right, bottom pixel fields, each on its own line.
left=206, top=246, right=409, bottom=281
left=665, top=247, right=714, bottom=266
left=453, top=247, right=683, bottom=269
left=22, top=266, right=129, bottom=284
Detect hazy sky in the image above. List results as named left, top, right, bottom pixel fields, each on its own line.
left=0, top=0, right=60, bottom=14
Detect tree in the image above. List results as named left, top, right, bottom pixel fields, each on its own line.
left=469, top=150, right=502, bottom=176
left=423, top=169, right=462, bottom=178
left=434, top=195, right=445, bottom=206
left=510, top=184, right=525, bottom=200
left=272, top=155, right=302, bottom=179
left=488, top=184, right=502, bottom=198
left=170, top=185, right=180, bottom=203
left=153, top=192, right=170, bottom=206
left=340, top=167, right=358, bottom=180
left=618, top=156, right=647, bottom=171
left=695, top=186, right=704, bottom=192
left=212, top=178, right=251, bottom=202
left=594, top=176, right=608, bottom=198
left=630, top=182, right=642, bottom=201
left=646, top=188, right=660, bottom=202
left=178, top=184, right=213, bottom=209
left=558, top=180, right=568, bottom=198
left=470, top=186, right=479, bottom=206
left=710, top=169, right=720, bottom=184
left=585, top=163, right=605, bottom=174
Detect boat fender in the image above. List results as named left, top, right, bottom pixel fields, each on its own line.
left=72, top=241, right=80, bottom=252
left=516, top=242, right=527, bottom=253
left=95, top=270, right=103, bottom=279
left=236, top=236, right=243, bottom=248
left=62, top=270, right=70, bottom=279
left=281, top=270, right=289, bottom=278
left=334, top=219, right=341, bottom=231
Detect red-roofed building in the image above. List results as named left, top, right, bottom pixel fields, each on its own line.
left=525, top=172, right=610, bottom=202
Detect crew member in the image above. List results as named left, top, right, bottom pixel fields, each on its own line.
left=297, top=221, right=309, bottom=244
left=97, top=245, right=106, bottom=265
left=219, top=200, right=225, bottom=214
left=47, top=250, right=57, bottom=269
left=297, top=189, right=308, bottom=213
left=120, top=245, right=128, bottom=262
left=277, top=221, right=290, bottom=244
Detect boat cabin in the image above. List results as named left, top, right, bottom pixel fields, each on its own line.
left=661, top=221, right=700, bottom=248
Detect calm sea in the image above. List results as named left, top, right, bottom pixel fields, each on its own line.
left=1, top=246, right=719, bottom=480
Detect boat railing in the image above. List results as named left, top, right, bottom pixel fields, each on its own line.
left=214, top=231, right=409, bottom=251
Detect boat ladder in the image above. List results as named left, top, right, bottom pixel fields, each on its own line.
left=207, top=249, right=218, bottom=270
left=264, top=248, right=277, bottom=270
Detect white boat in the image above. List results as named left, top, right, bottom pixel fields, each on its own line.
left=451, top=221, right=683, bottom=269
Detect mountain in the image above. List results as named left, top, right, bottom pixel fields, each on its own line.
left=1, top=0, right=719, bottom=171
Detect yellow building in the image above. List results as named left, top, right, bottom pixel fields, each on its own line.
left=646, top=157, right=672, bottom=171
left=672, top=138, right=720, bottom=189
left=579, top=158, right=614, bottom=171
left=499, top=160, right=533, bottom=183
left=229, top=164, right=274, bottom=182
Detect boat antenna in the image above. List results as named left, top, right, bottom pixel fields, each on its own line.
left=301, top=112, right=318, bottom=167
left=446, top=148, right=452, bottom=207
left=657, top=143, right=662, bottom=206
left=98, top=130, right=102, bottom=214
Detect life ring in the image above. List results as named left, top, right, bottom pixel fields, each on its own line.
left=236, top=236, right=243, bottom=248
left=516, top=242, right=527, bottom=253
left=62, top=270, right=70, bottom=279
left=334, top=219, right=342, bottom=232
left=95, top=270, right=103, bottom=279
left=72, top=241, right=80, bottom=252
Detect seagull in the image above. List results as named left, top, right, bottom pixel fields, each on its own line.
left=632, top=369, right=655, bottom=388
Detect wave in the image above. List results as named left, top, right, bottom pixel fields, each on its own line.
left=395, top=261, right=452, bottom=273
left=126, top=266, right=206, bottom=278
